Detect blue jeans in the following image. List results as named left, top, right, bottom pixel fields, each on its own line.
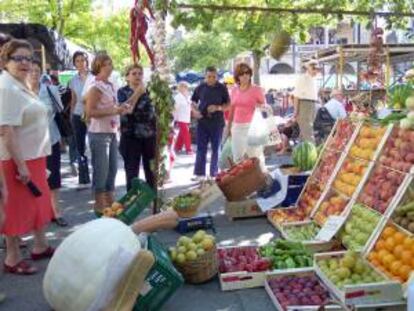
left=89, top=133, right=118, bottom=193
left=194, top=122, right=223, bottom=177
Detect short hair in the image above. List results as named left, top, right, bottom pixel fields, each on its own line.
left=91, top=52, right=112, bottom=76
left=124, top=63, right=143, bottom=77
left=234, top=62, right=253, bottom=84
left=205, top=66, right=217, bottom=73
left=73, top=51, right=89, bottom=66
left=0, top=39, right=33, bottom=65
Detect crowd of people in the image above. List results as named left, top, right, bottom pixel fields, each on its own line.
left=0, top=31, right=353, bottom=306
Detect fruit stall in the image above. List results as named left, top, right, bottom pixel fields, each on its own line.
left=164, top=90, right=414, bottom=310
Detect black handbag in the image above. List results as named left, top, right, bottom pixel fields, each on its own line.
left=78, top=155, right=91, bottom=184
left=46, top=86, right=73, bottom=138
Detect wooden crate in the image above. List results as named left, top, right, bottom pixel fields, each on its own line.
left=217, top=245, right=267, bottom=291
left=314, top=251, right=404, bottom=306
left=225, top=198, right=265, bottom=220
left=280, top=220, right=339, bottom=253
left=264, top=268, right=345, bottom=311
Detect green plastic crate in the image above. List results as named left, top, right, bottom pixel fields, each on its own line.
left=95, top=178, right=156, bottom=225
left=134, top=235, right=184, bottom=311
left=117, top=178, right=156, bottom=225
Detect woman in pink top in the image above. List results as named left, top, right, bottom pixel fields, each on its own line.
left=227, top=63, right=265, bottom=166
left=85, top=53, right=128, bottom=213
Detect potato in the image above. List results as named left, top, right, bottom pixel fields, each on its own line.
left=401, top=218, right=410, bottom=228
left=408, top=222, right=414, bottom=232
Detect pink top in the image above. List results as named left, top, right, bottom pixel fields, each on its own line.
left=230, top=85, right=265, bottom=124
left=88, top=79, right=119, bottom=134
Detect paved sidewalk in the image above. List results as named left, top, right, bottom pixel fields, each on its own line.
left=0, top=152, right=290, bottom=311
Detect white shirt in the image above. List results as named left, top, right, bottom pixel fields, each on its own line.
left=0, top=71, right=51, bottom=161
left=68, top=72, right=94, bottom=116
left=324, top=98, right=347, bottom=120
left=292, top=73, right=318, bottom=101
left=174, top=92, right=192, bottom=123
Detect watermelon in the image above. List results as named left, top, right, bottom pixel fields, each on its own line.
left=292, top=141, right=318, bottom=171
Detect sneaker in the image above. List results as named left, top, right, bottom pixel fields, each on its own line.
left=191, top=175, right=205, bottom=182
left=70, top=163, right=78, bottom=177
left=76, top=183, right=90, bottom=191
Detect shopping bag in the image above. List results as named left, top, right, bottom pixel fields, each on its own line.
left=219, top=137, right=233, bottom=170
left=78, top=155, right=91, bottom=184
left=247, top=108, right=270, bottom=147
left=261, top=106, right=282, bottom=146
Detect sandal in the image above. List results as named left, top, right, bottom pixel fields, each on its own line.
left=52, top=217, right=68, bottom=227
left=4, top=260, right=38, bottom=275
left=31, top=246, right=55, bottom=261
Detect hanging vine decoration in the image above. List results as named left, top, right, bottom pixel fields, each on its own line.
left=149, top=0, right=174, bottom=213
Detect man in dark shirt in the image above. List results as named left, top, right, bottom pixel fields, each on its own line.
left=191, top=66, right=230, bottom=180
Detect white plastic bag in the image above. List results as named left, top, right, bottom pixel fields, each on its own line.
left=247, top=108, right=270, bottom=147
left=261, top=106, right=282, bottom=147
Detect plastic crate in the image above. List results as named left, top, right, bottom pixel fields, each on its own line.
left=175, top=214, right=215, bottom=234
left=117, top=178, right=156, bottom=225
left=134, top=235, right=184, bottom=311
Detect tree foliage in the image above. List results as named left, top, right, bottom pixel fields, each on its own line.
left=169, top=0, right=414, bottom=83
left=0, top=0, right=146, bottom=69
left=167, top=31, right=239, bottom=73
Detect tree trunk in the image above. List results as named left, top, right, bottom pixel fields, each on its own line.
left=252, top=50, right=261, bottom=85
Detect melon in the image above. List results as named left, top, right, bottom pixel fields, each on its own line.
left=292, top=141, right=318, bottom=171
left=270, top=30, right=291, bottom=60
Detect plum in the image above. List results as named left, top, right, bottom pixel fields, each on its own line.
left=311, top=295, right=323, bottom=305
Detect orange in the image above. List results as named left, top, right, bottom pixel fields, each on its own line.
left=385, top=237, right=396, bottom=252
left=378, top=249, right=390, bottom=259
left=401, top=251, right=413, bottom=266
left=382, top=226, right=396, bottom=239
left=390, top=261, right=403, bottom=275
left=375, top=240, right=386, bottom=252
left=382, top=254, right=396, bottom=268
left=393, top=276, right=405, bottom=283
left=393, top=232, right=406, bottom=244
left=368, top=252, right=378, bottom=261
left=370, top=259, right=381, bottom=267
left=393, top=245, right=405, bottom=259
left=398, top=265, right=412, bottom=281
left=403, top=237, right=414, bottom=249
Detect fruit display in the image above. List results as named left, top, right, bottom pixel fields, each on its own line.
left=326, top=119, right=355, bottom=151
left=340, top=204, right=381, bottom=251
left=292, top=141, right=318, bottom=171
left=332, top=157, right=368, bottom=197
left=312, top=150, right=341, bottom=186
left=378, top=127, right=414, bottom=173
left=259, top=240, right=313, bottom=270
left=172, top=192, right=201, bottom=217
left=358, top=164, right=405, bottom=214
left=313, top=191, right=349, bottom=225
left=217, top=246, right=271, bottom=273
left=169, top=230, right=216, bottom=265
left=267, top=273, right=332, bottom=310
left=367, top=224, right=414, bottom=282
left=215, top=158, right=257, bottom=185
left=283, top=222, right=320, bottom=241
left=349, top=125, right=386, bottom=161
left=392, top=182, right=414, bottom=233
left=102, top=202, right=125, bottom=217
left=318, top=251, right=384, bottom=289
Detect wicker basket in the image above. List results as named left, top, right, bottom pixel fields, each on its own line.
left=174, top=205, right=198, bottom=218
left=218, top=158, right=267, bottom=202
left=175, top=246, right=218, bottom=284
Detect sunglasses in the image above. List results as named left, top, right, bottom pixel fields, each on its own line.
left=240, top=71, right=251, bottom=76
left=9, top=55, right=34, bottom=63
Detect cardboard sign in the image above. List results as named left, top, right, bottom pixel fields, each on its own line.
left=315, top=216, right=346, bottom=242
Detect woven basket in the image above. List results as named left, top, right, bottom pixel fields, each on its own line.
left=218, top=158, right=267, bottom=202
left=175, top=246, right=218, bottom=284
left=174, top=205, right=198, bottom=218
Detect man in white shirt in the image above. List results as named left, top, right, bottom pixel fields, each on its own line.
left=324, top=89, right=347, bottom=120
left=292, top=59, right=319, bottom=143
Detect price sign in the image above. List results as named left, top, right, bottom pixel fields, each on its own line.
left=315, top=216, right=347, bottom=242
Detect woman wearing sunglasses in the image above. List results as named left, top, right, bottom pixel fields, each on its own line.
left=0, top=39, right=55, bottom=275
left=226, top=62, right=266, bottom=167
